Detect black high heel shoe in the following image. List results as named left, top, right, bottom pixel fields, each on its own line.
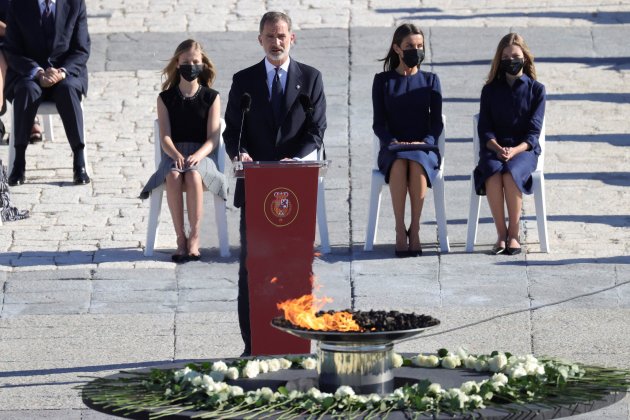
left=505, top=237, right=522, bottom=255
left=394, top=228, right=409, bottom=258
left=407, top=228, right=422, bottom=257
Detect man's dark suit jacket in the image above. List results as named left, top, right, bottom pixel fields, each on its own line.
left=3, top=0, right=90, bottom=101
left=223, top=58, right=327, bottom=208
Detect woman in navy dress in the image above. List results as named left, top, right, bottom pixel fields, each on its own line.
left=473, top=33, right=546, bottom=255
left=372, top=23, right=443, bottom=257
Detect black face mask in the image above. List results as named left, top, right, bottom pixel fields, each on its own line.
left=500, top=58, right=524, bottom=76
left=401, top=48, right=425, bottom=68
left=178, top=64, right=204, bottom=82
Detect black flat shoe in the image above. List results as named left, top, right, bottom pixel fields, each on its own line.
left=171, top=253, right=187, bottom=263
left=395, top=250, right=409, bottom=258
left=187, top=253, right=201, bottom=261
left=506, top=247, right=522, bottom=255
left=491, top=245, right=506, bottom=255
left=408, top=248, right=423, bottom=257
left=8, top=168, right=26, bottom=186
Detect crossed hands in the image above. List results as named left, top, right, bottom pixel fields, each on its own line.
left=496, top=146, right=518, bottom=162
left=37, top=67, right=65, bottom=88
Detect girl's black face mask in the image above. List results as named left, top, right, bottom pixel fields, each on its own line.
left=500, top=58, right=524, bottom=76
left=179, top=64, right=204, bottom=82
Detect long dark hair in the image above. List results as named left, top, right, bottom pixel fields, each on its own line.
left=379, top=23, right=424, bottom=72
left=486, top=33, right=537, bottom=84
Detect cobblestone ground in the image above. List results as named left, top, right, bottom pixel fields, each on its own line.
left=0, top=1, right=629, bottom=418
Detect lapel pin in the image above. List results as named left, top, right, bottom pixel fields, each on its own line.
left=296, top=84, right=300, bottom=89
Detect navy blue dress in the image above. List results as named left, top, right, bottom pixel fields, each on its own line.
left=474, top=74, right=546, bottom=195
left=372, top=70, right=443, bottom=186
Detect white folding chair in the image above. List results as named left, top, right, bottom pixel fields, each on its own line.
left=8, top=100, right=89, bottom=175
left=465, top=114, right=549, bottom=253
left=364, top=115, right=450, bottom=253
left=144, top=118, right=230, bottom=258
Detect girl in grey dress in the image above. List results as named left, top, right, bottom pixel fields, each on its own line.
left=140, top=39, right=227, bottom=262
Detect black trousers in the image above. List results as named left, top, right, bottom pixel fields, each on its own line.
left=11, top=76, right=85, bottom=169
left=238, top=205, right=251, bottom=352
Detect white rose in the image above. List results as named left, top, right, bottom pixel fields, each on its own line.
left=211, top=361, right=228, bottom=372
left=368, top=393, right=381, bottom=403
left=442, top=355, right=461, bottom=369
left=464, top=355, right=478, bottom=369
left=460, top=380, right=480, bottom=395
left=491, top=373, right=508, bottom=386
left=474, top=359, right=489, bottom=372
left=225, top=367, right=239, bottom=380
left=164, top=388, right=172, bottom=397
left=469, top=394, right=485, bottom=408
left=392, top=353, right=404, bottom=368
left=488, top=354, right=508, bottom=372
left=427, top=383, right=443, bottom=396
left=509, top=366, right=527, bottom=379
left=267, top=359, right=281, bottom=372
left=258, top=387, right=274, bottom=401
left=279, top=358, right=292, bottom=369
left=202, top=374, right=214, bottom=388
left=334, top=385, right=355, bottom=398
left=307, top=387, right=323, bottom=400
left=413, top=355, right=440, bottom=368
left=243, top=361, right=260, bottom=378
left=446, top=388, right=469, bottom=409
left=230, top=386, right=244, bottom=397
left=288, top=390, right=303, bottom=400
left=301, top=357, right=317, bottom=370
left=209, top=370, right=225, bottom=382
left=420, top=396, right=434, bottom=407
left=392, top=388, right=405, bottom=399
left=557, top=365, right=569, bottom=380
left=191, top=375, right=202, bottom=387
left=259, top=360, right=269, bottom=373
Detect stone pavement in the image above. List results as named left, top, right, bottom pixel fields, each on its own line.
left=0, top=1, right=629, bottom=418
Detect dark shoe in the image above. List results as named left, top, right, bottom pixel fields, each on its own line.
left=407, top=248, right=423, bottom=257
left=73, top=166, right=90, bottom=184
left=171, top=253, right=187, bottom=263
left=491, top=244, right=506, bottom=255
left=187, top=252, right=201, bottom=262
left=395, top=250, right=409, bottom=258
left=506, top=246, right=522, bottom=255
left=8, top=168, right=26, bottom=186
left=505, top=237, right=521, bottom=255
left=0, top=98, right=6, bottom=116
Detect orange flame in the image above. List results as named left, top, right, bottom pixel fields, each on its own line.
left=270, top=277, right=279, bottom=284
left=277, top=294, right=362, bottom=332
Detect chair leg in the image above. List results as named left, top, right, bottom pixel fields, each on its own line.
left=465, top=176, right=481, bottom=253
left=43, top=114, right=54, bottom=142
left=214, top=195, right=231, bottom=258
left=144, top=185, right=164, bottom=257
left=533, top=172, right=550, bottom=253
left=364, top=171, right=384, bottom=251
left=433, top=171, right=450, bottom=253
left=317, top=178, right=331, bottom=254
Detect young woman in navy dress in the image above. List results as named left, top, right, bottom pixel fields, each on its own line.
left=372, top=24, right=443, bottom=257
left=474, top=33, right=546, bottom=255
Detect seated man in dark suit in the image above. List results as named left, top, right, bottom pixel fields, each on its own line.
left=4, top=0, right=90, bottom=186
left=223, top=11, right=327, bottom=356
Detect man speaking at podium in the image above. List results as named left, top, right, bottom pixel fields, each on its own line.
left=223, top=11, right=327, bottom=356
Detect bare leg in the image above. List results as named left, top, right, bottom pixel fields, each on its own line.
left=389, top=159, right=409, bottom=252
left=165, top=171, right=187, bottom=256
left=407, top=161, right=427, bottom=252
left=503, top=172, right=523, bottom=248
left=184, top=170, right=204, bottom=256
left=485, top=172, right=507, bottom=248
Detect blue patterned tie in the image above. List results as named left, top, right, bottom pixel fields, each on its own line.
left=42, top=0, right=55, bottom=52
left=271, top=67, right=283, bottom=128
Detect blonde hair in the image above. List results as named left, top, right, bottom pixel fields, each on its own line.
left=161, top=39, right=216, bottom=91
left=486, top=33, right=536, bottom=84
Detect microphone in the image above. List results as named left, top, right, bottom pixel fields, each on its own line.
left=237, top=93, right=251, bottom=162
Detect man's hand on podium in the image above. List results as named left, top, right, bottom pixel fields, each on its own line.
left=235, top=153, right=253, bottom=162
